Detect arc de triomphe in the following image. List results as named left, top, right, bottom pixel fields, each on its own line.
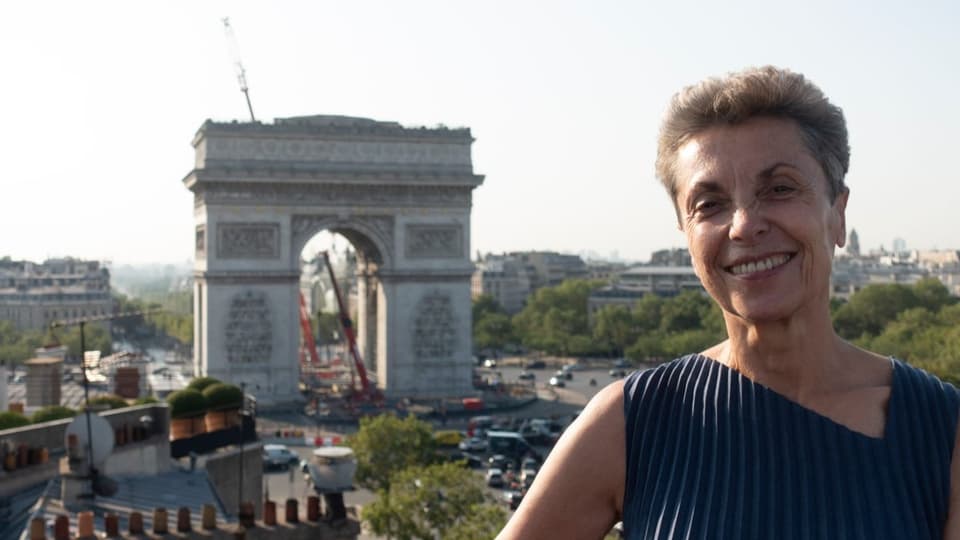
left=183, top=115, right=483, bottom=405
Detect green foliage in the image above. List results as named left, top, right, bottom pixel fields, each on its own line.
left=362, top=462, right=506, bottom=540
left=471, top=295, right=516, bottom=351
left=57, top=323, right=112, bottom=359
left=88, top=395, right=129, bottom=409
left=826, top=280, right=960, bottom=382
left=312, top=311, right=341, bottom=344
left=513, top=280, right=602, bottom=356
left=202, top=383, right=243, bottom=411
left=624, top=293, right=726, bottom=362
left=349, top=414, right=438, bottom=492
left=166, top=389, right=208, bottom=418
left=31, top=406, right=76, bottom=424
left=186, top=376, right=221, bottom=393
left=0, top=411, right=31, bottom=430
left=112, top=292, right=193, bottom=345
left=133, top=396, right=159, bottom=405
left=592, top=305, right=638, bottom=357
left=0, top=320, right=45, bottom=365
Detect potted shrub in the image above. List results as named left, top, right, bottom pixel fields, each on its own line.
left=88, top=395, right=129, bottom=410
left=186, top=376, right=221, bottom=393
left=166, top=389, right=208, bottom=440
left=202, top=383, right=243, bottom=431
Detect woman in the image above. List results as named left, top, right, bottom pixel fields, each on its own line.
left=498, top=66, right=960, bottom=539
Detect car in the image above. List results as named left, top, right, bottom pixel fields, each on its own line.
left=448, top=451, right=485, bottom=469
left=548, top=376, right=565, bottom=387
left=488, top=453, right=510, bottom=471
left=486, top=468, right=505, bottom=488
left=613, top=358, right=630, bottom=368
left=520, top=468, right=537, bottom=488
left=523, top=359, right=546, bottom=369
left=503, top=490, right=525, bottom=510
left=517, top=370, right=535, bottom=381
left=458, top=437, right=489, bottom=452
left=483, top=358, right=498, bottom=368
left=262, top=444, right=298, bottom=469
left=521, top=456, right=539, bottom=471
left=609, top=368, right=626, bottom=378
left=554, top=369, right=572, bottom=381
left=434, top=429, right=466, bottom=447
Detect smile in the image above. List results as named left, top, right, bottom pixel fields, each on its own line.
left=726, top=254, right=793, bottom=276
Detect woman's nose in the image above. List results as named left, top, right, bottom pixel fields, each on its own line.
left=728, top=201, right=769, bottom=242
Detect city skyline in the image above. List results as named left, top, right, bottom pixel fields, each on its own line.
left=2, top=1, right=958, bottom=265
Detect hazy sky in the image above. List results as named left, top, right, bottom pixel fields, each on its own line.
left=2, top=1, right=958, bottom=265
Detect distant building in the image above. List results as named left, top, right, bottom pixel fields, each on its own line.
left=847, top=229, right=860, bottom=257
left=649, top=248, right=692, bottom=267
left=511, top=251, right=588, bottom=290
left=588, top=265, right=704, bottom=316
left=24, top=357, right=62, bottom=408
left=471, top=254, right=532, bottom=314
left=0, top=258, right=112, bottom=331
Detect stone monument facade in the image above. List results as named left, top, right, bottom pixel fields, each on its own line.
left=184, top=115, right=483, bottom=405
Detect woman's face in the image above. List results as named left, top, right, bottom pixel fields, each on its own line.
left=673, top=116, right=848, bottom=324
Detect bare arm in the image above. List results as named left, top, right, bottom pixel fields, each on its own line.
left=943, top=413, right=960, bottom=539
left=497, top=380, right=626, bottom=539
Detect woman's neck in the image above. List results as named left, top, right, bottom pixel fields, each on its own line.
left=707, top=311, right=849, bottom=402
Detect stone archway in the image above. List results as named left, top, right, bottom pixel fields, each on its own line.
left=183, top=115, right=483, bottom=405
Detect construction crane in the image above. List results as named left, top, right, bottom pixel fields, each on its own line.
left=222, top=17, right=256, bottom=122
left=298, top=292, right=322, bottom=367
left=320, top=251, right=381, bottom=402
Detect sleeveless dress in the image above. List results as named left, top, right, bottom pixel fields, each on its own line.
left=622, top=354, right=960, bottom=539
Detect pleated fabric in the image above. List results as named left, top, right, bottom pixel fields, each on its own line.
left=622, top=354, right=960, bottom=540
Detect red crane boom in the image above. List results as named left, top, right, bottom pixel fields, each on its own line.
left=320, top=251, right=374, bottom=397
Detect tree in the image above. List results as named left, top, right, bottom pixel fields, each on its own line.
left=513, top=280, right=601, bottom=356
left=349, top=414, right=438, bottom=492
left=362, top=462, right=507, bottom=540
left=592, top=305, right=637, bottom=357
left=473, top=312, right=515, bottom=351
left=832, top=284, right=919, bottom=339
left=88, top=395, right=129, bottom=409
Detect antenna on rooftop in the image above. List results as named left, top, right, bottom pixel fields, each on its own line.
left=222, top=17, right=257, bottom=122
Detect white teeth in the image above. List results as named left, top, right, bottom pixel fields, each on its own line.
left=729, top=254, right=790, bottom=275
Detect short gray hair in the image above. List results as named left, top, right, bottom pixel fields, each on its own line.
left=656, top=66, right=850, bottom=207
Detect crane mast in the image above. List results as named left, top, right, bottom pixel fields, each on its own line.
left=222, top=17, right=256, bottom=122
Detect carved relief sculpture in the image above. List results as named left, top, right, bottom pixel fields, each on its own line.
left=217, top=223, right=280, bottom=259
left=412, top=291, right=458, bottom=361
left=225, top=290, right=273, bottom=364
left=406, top=225, right=463, bottom=259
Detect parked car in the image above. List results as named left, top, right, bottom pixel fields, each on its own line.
left=458, top=437, right=489, bottom=452
left=503, top=490, right=525, bottom=510
left=262, top=444, right=298, bottom=469
left=488, top=453, right=510, bottom=471
left=523, top=359, right=546, bottom=369
left=486, top=468, right=505, bottom=488
left=548, top=376, right=565, bottom=388
left=518, top=370, right=535, bottom=381
left=434, top=429, right=466, bottom=447
left=448, top=451, right=485, bottom=469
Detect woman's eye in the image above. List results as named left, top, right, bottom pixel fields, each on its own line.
left=694, top=200, right=719, bottom=214
left=769, top=184, right=796, bottom=196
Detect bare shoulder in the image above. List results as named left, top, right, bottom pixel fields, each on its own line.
left=497, top=380, right=626, bottom=540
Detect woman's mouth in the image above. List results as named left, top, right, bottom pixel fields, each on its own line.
left=726, top=253, right=794, bottom=276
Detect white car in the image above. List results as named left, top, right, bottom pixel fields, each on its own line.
left=262, top=444, right=298, bottom=469
left=458, top=437, right=489, bottom=452
left=486, top=468, right=505, bottom=488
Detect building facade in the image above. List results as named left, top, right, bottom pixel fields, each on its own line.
left=471, top=254, right=532, bottom=314
left=0, top=258, right=112, bottom=331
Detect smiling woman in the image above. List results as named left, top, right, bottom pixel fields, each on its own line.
left=497, top=67, right=960, bottom=540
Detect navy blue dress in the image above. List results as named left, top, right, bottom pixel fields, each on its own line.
left=622, top=355, right=959, bottom=539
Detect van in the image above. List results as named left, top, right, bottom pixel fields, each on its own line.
left=486, top=431, right=540, bottom=466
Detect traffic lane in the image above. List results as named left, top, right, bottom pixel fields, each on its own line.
left=263, top=445, right=376, bottom=510
left=492, top=365, right=632, bottom=403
